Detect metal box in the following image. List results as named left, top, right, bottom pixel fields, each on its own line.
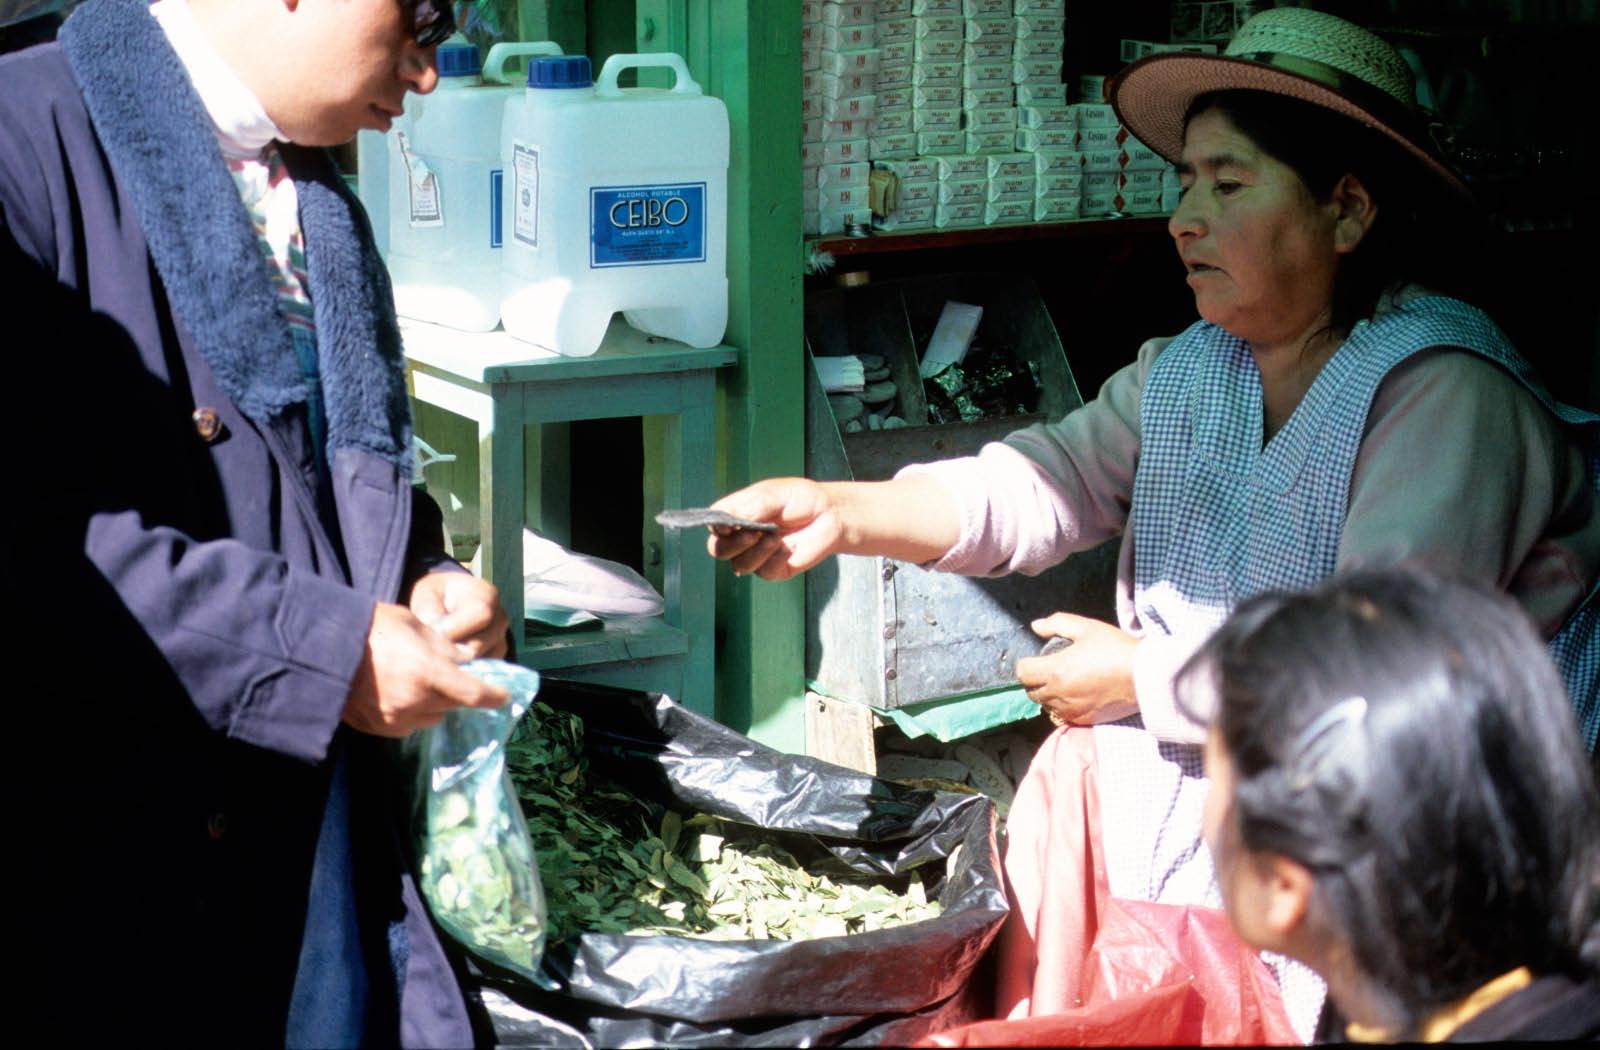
left=804, top=272, right=1119, bottom=709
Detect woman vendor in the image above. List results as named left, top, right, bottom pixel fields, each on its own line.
left=708, top=6, right=1600, bottom=1038
left=1182, top=568, right=1600, bottom=1041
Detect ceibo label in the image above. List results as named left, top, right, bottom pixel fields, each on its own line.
left=589, top=182, right=705, bottom=267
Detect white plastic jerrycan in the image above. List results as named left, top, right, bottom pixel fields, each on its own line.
left=385, top=35, right=562, bottom=332
left=500, top=52, right=730, bottom=356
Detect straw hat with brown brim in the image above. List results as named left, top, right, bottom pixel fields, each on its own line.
left=1109, top=7, right=1471, bottom=202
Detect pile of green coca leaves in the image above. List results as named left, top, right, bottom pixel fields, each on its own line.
left=505, top=701, right=942, bottom=946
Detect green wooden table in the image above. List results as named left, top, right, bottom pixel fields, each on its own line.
left=402, top=316, right=738, bottom=715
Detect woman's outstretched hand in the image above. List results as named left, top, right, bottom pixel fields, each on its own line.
left=704, top=477, right=846, bottom=581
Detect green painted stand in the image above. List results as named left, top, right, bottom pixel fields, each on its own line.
left=403, top=316, right=737, bottom=715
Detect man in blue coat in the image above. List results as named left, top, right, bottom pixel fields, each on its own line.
left=2, top=0, right=513, bottom=1043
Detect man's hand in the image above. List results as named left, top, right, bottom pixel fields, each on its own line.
left=1015, top=612, right=1139, bottom=726
left=343, top=602, right=508, bottom=738
left=408, top=571, right=510, bottom=660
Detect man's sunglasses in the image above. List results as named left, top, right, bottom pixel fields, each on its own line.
left=408, top=0, right=457, bottom=48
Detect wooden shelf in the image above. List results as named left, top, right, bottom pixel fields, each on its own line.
left=809, top=216, right=1170, bottom=257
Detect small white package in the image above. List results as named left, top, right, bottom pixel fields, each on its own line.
left=918, top=300, right=984, bottom=376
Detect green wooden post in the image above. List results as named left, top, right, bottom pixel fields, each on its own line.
left=636, top=1, right=806, bottom=751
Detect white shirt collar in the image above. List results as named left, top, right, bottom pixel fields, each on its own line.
left=150, top=0, right=284, bottom=159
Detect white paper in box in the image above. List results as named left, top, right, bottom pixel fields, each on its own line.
left=1014, top=0, right=1066, bottom=13
left=802, top=116, right=825, bottom=144
left=912, top=0, right=961, bottom=14
left=802, top=140, right=825, bottom=167
left=872, top=109, right=912, bottom=134
left=1069, top=102, right=1118, bottom=128
left=1015, top=13, right=1066, bottom=35
left=914, top=59, right=963, bottom=84
left=877, top=16, right=915, bottom=43
left=877, top=202, right=935, bottom=231
left=1082, top=172, right=1118, bottom=193
left=802, top=1, right=822, bottom=23
left=1122, top=141, right=1167, bottom=170
left=881, top=40, right=914, bottom=64
left=935, top=200, right=985, bottom=227
left=914, top=83, right=961, bottom=107
left=1115, top=188, right=1165, bottom=214
left=821, top=2, right=877, bottom=28
left=877, top=62, right=913, bottom=88
left=802, top=23, right=821, bottom=48
left=935, top=153, right=986, bottom=179
left=1013, top=34, right=1062, bottom=58
left=919, top=300, right=983, bottom=377
left=1076, top=74, right=1108, bottom=102
left=802, top=187, right=820, bottom=212
left=968, top=105, right=1018, bottom=131
left=985, top=199, right=1033, bottom=224
left=817, top=161, right=872, bottom=188
left=916, top=130, right=964, bottom=155
left=822, top=23, right=876, bottom=51
left=876, top=0, right=912, bottom=14
left=1119, top=168, right=1164, bottom=191
left=914, top=36, right=963, bottom=61
left=821, top=48, right=882, bottom=77
left=801, top=95, right=820, bottom=121
left=869, top=133, right=917, bottom=159
left=879, top=157, right=937, bottom=180
left=963, top=39, right=1010, bottom=63
left=1020, top=104, right=1073, bottom=130
left=822, top=119, right=871, bottom=145
left=818, top=183, right=872, bottom=210
left=817, top=71, right=876, bottom=100
left=802, top=163, right=821, bottom=190
left=896, top=177, right=937, bottom=204
left=1080, top=147, right=1122, bottom=173
left=986, top=152, right=1033, bottom=179
left=1016, top=82, right=1066, bottom=106
left=988, top=174, right=1036, bottom=202
left=821, top=95, right=877, bottom=123
left=1033, top=194, right=1080, bottom=221
left=963, top=61, right=1012, bottom=88
left=1036, top=170, right=1083, bottom=196
left=818, top=206, right=874, bottom=235
left=964, top=84, right=1012, bottom=109
left=915, top=14, right=963, bottom=39
left=1075, top=124, right=1122, bottom=151
left=962, top=0, right=1010, bottom=14
left=821, top=137, right=870, bottom=164
left=877, top=86, right=913, bottom=112
left=1081, top=189, right=1117, bottom=215
left=802, top=45, right=821, bottom=72
left=913, top=105, right=962, bottom=132
left=965, top=16, right=1014, bottom=42
left=1012, top=59, right=1062, bottom=84
left=938, top=175, right=987, bottom=203
left=1015, top=127, right=1076, bottom=151
left=1033, top=148, right=1082, bottom=174
left=965, top=129, right=1013, bottom=154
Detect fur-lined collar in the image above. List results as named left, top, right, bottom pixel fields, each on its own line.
left=59, top=0, right=410, bottom=467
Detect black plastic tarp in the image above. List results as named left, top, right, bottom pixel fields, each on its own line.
left=465, top=678, right=1009, bottom=1047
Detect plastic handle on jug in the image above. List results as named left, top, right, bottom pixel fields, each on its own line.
left=482, top=40, right=564, bottom=85
left=595, top=52, right=702, bottom=97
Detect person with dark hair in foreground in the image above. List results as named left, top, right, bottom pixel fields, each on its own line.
left=1180, top=568, right=1600, bottom=1042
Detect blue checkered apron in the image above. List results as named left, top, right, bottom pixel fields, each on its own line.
left=1093, top=295, right=1599, bottom=1039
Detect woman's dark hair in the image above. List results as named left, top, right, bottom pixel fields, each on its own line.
left=1176, top=567, right=1600, bottom=1038
left=1184, top=90, right=1486, bottom=339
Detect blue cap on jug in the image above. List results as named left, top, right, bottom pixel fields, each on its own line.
left=528, top=55, right=592, bottom=89
left=435, top=36, right=482, bottom=78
